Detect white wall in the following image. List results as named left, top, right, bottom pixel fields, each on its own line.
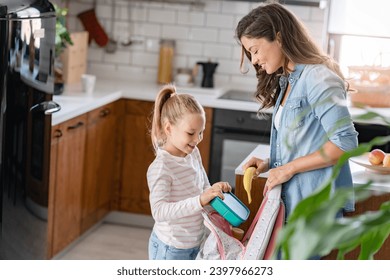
left=56, top=0, right=325, bottom=87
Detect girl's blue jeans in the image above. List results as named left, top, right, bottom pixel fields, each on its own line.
left=148, top=231, right=200, bottom=260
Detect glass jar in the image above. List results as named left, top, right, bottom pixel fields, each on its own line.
left=157, top=39, right=175, bottom=84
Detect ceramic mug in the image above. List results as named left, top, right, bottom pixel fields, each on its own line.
left=81, top=74, right=96, bottom=95
left=175, top=73, right=192, bottom=86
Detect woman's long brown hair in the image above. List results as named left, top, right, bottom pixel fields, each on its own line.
left=235, top=2, right=344, bottom=110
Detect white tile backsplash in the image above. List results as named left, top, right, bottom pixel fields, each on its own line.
left=189, top=27, right=219, bottom=42
left=203, top=43, right=232, bottom=60
left=132, top=52, right=159, bottom=68
left=175, top=41, right=203, bottom=56
left=162, top=25, right=191, bottom=40
left=104, top=50, right=131, bottom=64
left=57, top=0, right=326, bottom=87
left=219, top=29, right=236, bottom=44
left=133, top=22, right=161, bottom=38
left=221, top=0, right=251, bottom=15
left=177, top=11, right=206, bottom=26
left=206, top=13, right=235, bottom=29
left=148, top=9, right=176, bottom=24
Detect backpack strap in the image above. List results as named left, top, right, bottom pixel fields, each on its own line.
left=242, top=185, right=284, bottom=259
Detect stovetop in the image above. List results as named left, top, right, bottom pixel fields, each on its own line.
left=218, top=89, right=257, bottom=103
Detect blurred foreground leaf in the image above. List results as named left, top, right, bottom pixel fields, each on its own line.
left=275, top=135, right=390, bottom=260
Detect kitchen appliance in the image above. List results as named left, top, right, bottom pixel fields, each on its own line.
left=197, top=61, right=218, bottom=88
left=209, top=92, right=272, bottom=190
left=0, top=0, right=60, bottom=259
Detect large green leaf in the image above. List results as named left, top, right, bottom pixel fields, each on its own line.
left=275, top=131, right=390, bottom=260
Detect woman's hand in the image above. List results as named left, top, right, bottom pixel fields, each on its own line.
left=262, top=141, right=344, bottom=194
left=200, top=182, right=232, bottom=207
left=264, top=163, right=294, bottom=194
left=242, top=157, right=269, bottom=177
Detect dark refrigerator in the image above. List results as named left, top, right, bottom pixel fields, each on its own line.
left=0, top=0, right=60, bottom=259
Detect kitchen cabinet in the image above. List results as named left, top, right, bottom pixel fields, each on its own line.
left=323, top=192, right=390, bottom=260
left=118, top=100, right=155, bottom=214
left=198, top=106, right=213, bottom=173
left=235, top=175, right=267, bottom=232
left=47, top=114, right=87, bottom=258
left=235, top=175, right=390, bottom=259
left=118, top=99, right=213, bottom=215
left=80, top=100, right=124, bottom=233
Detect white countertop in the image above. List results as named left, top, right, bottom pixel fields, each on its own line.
left=234, top=144, right=390, bottom=193
left=52, top=78, right=390, bottom=126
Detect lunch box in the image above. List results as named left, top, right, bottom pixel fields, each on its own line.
left=210, top=192, right=250, bottom=227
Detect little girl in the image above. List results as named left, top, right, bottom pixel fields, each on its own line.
left=147, top=84, right=231, bottom=260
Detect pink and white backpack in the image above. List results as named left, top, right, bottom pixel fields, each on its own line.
left=196, top=185, right=285, bottom=260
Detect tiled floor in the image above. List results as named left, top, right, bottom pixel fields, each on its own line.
left=57, top=223, right=152, bottom=260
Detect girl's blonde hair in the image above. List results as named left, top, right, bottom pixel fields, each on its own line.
left=150, top=84, right=205, bottom=152
left=235, top=2, right=345, bottom=110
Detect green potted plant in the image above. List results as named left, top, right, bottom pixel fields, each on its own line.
left=54, top=4, right=73, bottom=94
left=275, top=110, right=390, bottom=260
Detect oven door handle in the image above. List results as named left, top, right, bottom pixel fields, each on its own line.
left=30, top=101, right=61, bottom=115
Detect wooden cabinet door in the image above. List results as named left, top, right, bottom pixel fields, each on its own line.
left=119, top=100, right=155, bottom=214
left=48, top=114, right=87, bottom=257
left=95, top=101, right=123, bottom=220
left=81, top=101, right=123, bottom=232
left=198, top=107, right=213, bottom=174
left=235, top=175, right=266, bottom=232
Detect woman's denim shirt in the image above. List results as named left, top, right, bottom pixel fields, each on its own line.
left=269, top=64, right=358, bottom=218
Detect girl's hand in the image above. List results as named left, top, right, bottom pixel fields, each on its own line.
left=200, top=182, right=231, bottom=207
left=242, top=157, right=269, bottom=177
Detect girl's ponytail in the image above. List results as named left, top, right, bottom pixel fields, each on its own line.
left=150, top=84, right=204, bottom=153
left=151, top=84, right=177, bottom=152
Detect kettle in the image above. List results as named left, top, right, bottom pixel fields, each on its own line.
left=197, top=61, right=218, bottom=88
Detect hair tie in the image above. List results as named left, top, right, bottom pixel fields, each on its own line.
left=170, top=91, right=177, bottom=98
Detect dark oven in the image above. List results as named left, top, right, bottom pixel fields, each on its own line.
left=209, top=108, right=272, bottom=191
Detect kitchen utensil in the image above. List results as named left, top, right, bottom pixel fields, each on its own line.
left=197, top=61, right=218, bottom=88
left=105, top=1, right=117, bottom=53
left=350, top=153, right=390, bottom=174
left=77, top=0, right=108, bottom=47
left=210, top=192, right=250, bottom=227
left=121, top=2, right=132, bottom=47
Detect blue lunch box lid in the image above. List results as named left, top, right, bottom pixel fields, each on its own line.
left=210, top=192, right=250, bottom=227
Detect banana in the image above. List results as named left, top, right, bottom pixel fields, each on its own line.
left=243, top=167, right=256, bottom=204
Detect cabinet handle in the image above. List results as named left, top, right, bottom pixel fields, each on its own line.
left=99, top=108, right=111, bottom=118
left=53, top=129, right=62, bottom=138
left=67, top=121, right=84, bottom=130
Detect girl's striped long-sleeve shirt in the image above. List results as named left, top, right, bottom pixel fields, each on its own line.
left=147, top=147, right=210, bottom=249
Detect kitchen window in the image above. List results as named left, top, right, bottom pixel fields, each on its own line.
left=326, top=0, right=390, bottom=152
left=327, top=0, right=390, bottom=77
left=326, top=0, right=390, bottom=89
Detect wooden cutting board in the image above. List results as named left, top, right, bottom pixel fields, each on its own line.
left=349, top=92, right=390, bottom=108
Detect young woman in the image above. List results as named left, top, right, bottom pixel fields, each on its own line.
left=147, top=84, right=231, bottom=260
left=237, top=3, right=358, bottom=219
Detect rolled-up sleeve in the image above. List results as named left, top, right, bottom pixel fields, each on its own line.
left=306, top=66, right=358, bottom=152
